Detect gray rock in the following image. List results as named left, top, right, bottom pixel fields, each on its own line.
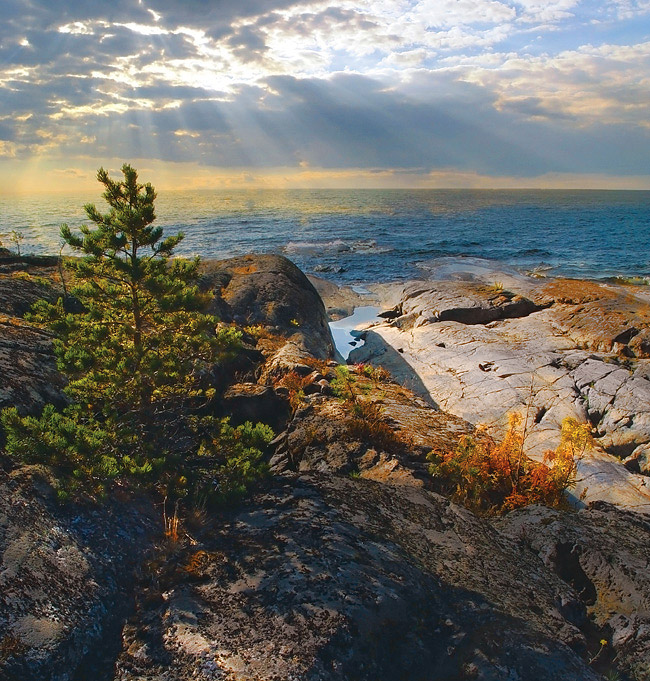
left=0, top=466, right=157, bottom=681
left=399, top=280, right=544, bottom=325
left=625, top=443, right=650, bottom=475
left=201, top=255, right=337, bottom=360
left=0, top=270, right=67, bottom=415
left=351, top=279, right=650, bottom=511
left=496, top=502, right=650, bottom=681
left=115, top=475, right=601, bottom=681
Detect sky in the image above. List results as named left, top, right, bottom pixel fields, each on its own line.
left=1, top=0, right=650, bottom=192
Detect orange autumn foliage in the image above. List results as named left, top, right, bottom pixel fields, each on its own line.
left=428, top=413, right=593, bottom=515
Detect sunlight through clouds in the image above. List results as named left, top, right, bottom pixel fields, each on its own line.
left=0, top=0, right=649, bottom=188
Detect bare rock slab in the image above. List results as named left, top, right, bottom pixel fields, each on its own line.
left=116, top=475, right=601, bottom=681
left=0, top=272, right=66, bottom=414
left=496, top=502, right=650, bottom=681
left=351, top=278, right=650, bottom=512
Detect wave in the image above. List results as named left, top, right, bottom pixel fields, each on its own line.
left=283, top=239, right=393, bottom=256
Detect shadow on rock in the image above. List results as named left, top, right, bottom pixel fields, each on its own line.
left=349, top=329, right=438, bottom=409
left=115, top=474, right=602, bottom=681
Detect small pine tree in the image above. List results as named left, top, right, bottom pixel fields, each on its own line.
left=2, top=165, right=272, bottom=496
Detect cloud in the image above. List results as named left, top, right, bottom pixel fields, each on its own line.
left=24, top=69, right=645, bottom=178
left=0, top=0, right=648, bottom=186
left=459, top=41, right=650, bottom=126
left=52, top=167, right=88, bottom=178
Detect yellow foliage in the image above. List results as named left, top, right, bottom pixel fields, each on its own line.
left=428, top=413, right=593, bottom=515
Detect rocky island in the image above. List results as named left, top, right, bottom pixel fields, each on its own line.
left=2, top=250, right=650, bottom=681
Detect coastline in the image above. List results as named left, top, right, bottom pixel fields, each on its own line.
left=4, top=188, right=650, bottom=285
left=312, top=260, right=650, bottom=512
left=3, top=250, right=650, bottom=679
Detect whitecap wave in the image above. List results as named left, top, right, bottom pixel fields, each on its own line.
left=283, top=239, right=392, bottom=256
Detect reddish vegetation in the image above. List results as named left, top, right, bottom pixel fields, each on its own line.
left=429, top=413, right=593, bottom=514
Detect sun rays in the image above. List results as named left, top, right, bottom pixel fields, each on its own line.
left=0, top=0, right=649, bottom=191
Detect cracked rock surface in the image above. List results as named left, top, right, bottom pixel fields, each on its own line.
left=0, top=465, right=157, bottom=681
left=348, top=274, right=650, bottom=511
left=495, top=502, right=650, bottom=681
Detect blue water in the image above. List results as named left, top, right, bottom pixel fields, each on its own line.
left=1, top=189, right=649, bottom=283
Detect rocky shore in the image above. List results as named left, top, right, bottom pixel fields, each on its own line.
left=2, top=253, right=650, bottom=681
left=312, top=259, right=650, bottom=513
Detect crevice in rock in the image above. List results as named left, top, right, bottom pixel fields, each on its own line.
left=612, top=327, right=639, bottom=345
left=537, top=541, right=624, bottom=677
left=435, top=299, right=547, bottom=326
left=71, top=593, right=137, bottom=681
left=534, top=406, right=548, bottom=424
left=603, top=441, right=640, bottom=459
left=550, top=542, right=597, bottom=606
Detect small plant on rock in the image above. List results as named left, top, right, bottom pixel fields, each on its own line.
left=347, top=400, right=408, bottom=454
left=275, top=370, right=313, bottom=411
left=428, top=413, right=593, bottom=514
left=0, top=230, right=24, bottom=256
left=331, top=364, right=409, bottom=455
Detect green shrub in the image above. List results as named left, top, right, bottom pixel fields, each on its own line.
left=1, top=165, right=271, bottom=502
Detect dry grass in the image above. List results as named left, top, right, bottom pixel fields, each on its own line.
left=347, top=400, right=411, bottom=454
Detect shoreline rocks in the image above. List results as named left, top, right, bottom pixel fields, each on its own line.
left=333, top=273, right=650, bottom=512
left=3, top=253, right=650, bottom=680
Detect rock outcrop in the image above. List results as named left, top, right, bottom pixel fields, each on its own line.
left=348, top=273, right=650, bottom=512
left=0, top=464, right=157, bottom=681
left=496, top=502, right=650, bottom=681
left=201, top=255, right=336, bottom=360
left=114, top=474, right=610, bottom=681
left=2, top=255, right=650, bottom=681
left=269, top=363, right=472, bottom=486
left=0, top=264, right=66, bottom=415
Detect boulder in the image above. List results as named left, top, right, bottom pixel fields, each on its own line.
left=200, top=255, right=336, bottom=359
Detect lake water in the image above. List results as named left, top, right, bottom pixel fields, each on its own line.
left=2, top=189, right=649, bottom=284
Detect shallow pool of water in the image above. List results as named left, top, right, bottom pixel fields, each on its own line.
left=329, top=305, right=380, bottom=360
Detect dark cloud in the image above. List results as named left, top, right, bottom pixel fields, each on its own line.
left=0, top=0, right=305, bottom=41
left=499, top=97, right=574, bottom=121
left=146, top=0, right=304, bottom=35
left=228, top=25, right=268, bottom=63
left=37, top=71, right=650, bottom=177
